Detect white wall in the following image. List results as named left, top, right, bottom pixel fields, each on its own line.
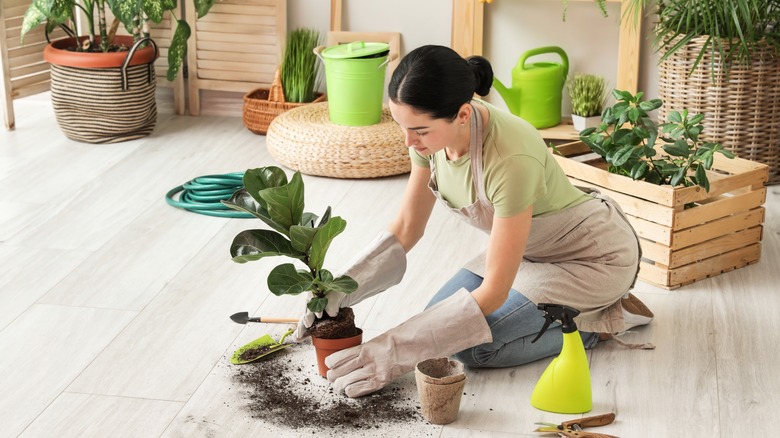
left=288, top=0, right=660, bottom=111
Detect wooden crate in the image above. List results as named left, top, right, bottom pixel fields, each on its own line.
left=552, top=141, right=769, bottom=289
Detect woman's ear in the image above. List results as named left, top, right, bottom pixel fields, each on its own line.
left=457, top=103, right=473, bottom=126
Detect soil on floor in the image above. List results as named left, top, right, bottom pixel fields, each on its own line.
left=307, top=307, right=360, bottom=339
left=232, top=348, right=425, bottom=432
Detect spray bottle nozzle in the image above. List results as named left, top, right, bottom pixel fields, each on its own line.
left=530, top=303, right=581, bottom=344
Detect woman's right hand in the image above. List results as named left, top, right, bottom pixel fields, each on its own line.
left=291, top=290, right=348, bottom=342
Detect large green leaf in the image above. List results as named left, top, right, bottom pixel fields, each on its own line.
left=221, top=189, right=287, bottom=235
left=106, top=0, right=139, bottom=29
left=289, top=224, right=318, bottom=253
left=229, top=230, right=300, bottom=263
left=308, top=216, right=346, bottom=271
left=268, top=264, right=314, bottom=296
left=258, top=171, right=304, bottom=233
left=167, top=20, right=190, bottom=81
left=193, top=0, right=215, bottom=18
left=21, top=4, right=48, bottom=42
left=321, top=274, right=358, bottom=295
left=243, top=167, right=288, bottom=207
left=143, top=0, right=177, bottom=23
left=307, top=296, right=328, bottom=313
left=663, top=140, right=691, bottom=157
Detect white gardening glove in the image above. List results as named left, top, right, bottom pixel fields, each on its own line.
left=324, top=288, right=492, bottom=398
left=290, top=231, right=407, bottom=342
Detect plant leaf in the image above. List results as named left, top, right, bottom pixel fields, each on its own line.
left=229, top=230, right=301, bottom=263
left=268, top=264, right=314, bottom=296
left=243, top=167, right=289, bottom=207
left=289, top=224, right=318, bottom=253
left=613, top=145, right=635, bottom=167
left=308, top=216, right=346, bottom=271
left=221, top=189, right=288, bottom=235
left=258, top=171, right=305, bottom=234
left=695, top=165, right=710, bottom=192
left=21, top=4, right=48, bottom=43
left=306, top=296, right=328, bottom=313
left=670, top=166, right=686, bottom=187
left=167, top=20, right=190, bottom=81
left=663, top=140, right=690, bottom=157
left=193, top=0, right=216, bottom=18
left=321, top=274, right=358, bottom=295
left=630, top=161, right=649, bottom=180
left=317, top=206, right=332, bottom=227
left=668, top=111, right=682, bottom=123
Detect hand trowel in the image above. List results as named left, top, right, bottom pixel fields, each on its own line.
left=230, top=328, right=295, bottom=365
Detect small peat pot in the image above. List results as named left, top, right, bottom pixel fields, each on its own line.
left=414, top=357, right=467, bottom=425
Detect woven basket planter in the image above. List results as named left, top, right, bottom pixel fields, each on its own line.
left=44, top=36, right=159, bottom=144
left=242, top=69, right=326, bottom=135
left=265, top=101, right=410, bottom=179
left=658, top=35, right=780, bottom=185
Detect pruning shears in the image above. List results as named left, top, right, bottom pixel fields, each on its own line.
left=534, top=412, right=618, bottom=438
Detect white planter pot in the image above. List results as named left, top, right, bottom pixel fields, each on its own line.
left=571, top=114, right=601, bottom=133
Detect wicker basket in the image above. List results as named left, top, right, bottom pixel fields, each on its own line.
left=242, top=69, right=326, bottom=135
left=658, top=36, right=780, bottom=185
left=266, top=101, right=410, bottom=179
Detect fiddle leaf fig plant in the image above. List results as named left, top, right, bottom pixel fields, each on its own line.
left=579, top=89, right=735, bottom=191
left=222, top=167, right=357, bottom=313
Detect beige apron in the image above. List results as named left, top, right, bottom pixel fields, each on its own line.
left=428, top=102, right=642, bottom=333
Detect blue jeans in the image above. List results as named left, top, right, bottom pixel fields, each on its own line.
left=427, top=268, right=600, bottom=368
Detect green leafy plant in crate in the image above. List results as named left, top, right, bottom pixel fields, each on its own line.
left=579, top=89, right=734, bottom=191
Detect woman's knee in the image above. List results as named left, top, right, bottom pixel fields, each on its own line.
left=426, top=268, right=483, bottom=309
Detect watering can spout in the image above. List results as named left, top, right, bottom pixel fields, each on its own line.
left=491, top=77, right=521, bottom=116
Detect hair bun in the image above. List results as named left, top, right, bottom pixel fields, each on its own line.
left=466, top=56, right=494, bottom=96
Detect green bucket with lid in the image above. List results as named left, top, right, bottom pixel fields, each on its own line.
left=315, top=41, right=394, bottom=126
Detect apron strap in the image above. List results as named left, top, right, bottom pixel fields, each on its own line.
left=468, top=102, right=489, bottom=203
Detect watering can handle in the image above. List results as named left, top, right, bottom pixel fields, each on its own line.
left=518, top=46, right=569, bottom=81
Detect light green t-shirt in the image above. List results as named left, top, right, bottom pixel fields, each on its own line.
left=410, top=100, right=591, bottom=217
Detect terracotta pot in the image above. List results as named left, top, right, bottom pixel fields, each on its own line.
left=311, top=329, right=363, bottom=377
left=43, top=35, right=158, bottom=68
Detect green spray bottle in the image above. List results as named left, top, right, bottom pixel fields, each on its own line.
left=529, top=303, right=592, bottom=414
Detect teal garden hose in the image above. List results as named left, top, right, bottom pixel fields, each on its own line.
left=165, top=172, right=252, bottom=218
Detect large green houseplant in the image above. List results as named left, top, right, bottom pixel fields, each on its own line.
left=19, top=0, right=214, bottom=143
left=624, top=0, right=780, bottom=184
left=222, top=166, right=361, bottom=376
left=579, top=89, right=734, bottom=191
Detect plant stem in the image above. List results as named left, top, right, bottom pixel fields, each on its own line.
left=96, top=0, right=108, bottom=51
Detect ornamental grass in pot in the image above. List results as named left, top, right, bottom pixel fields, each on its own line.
left=222, top=166, right=361, bottom=377
left=568, top=73, right=606, bottom=132
left=20, top=0, right=214, bottom=143
left=243, top=28, right=326, bottom=135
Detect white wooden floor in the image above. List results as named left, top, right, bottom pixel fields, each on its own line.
left=2, top=94, right=779, bottom=438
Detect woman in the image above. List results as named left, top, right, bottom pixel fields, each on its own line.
left=293, top=45, right=653, bottom=398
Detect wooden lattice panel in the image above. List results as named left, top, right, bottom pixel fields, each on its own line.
left=1, top=0, right=67, bottom=129
left=186, top=0, right=286, bottom=115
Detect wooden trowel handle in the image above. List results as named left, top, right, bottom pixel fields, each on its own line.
left=248, top=317, right=299, bottom=324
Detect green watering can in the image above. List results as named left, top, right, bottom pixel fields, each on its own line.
left=492, top=46, right=569, bottom=129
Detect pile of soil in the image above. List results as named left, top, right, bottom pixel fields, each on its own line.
left=308, top=307, right=360, bottom=339
left=232, top=350, right=426, bottom=433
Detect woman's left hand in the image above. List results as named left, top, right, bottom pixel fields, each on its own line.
left=325, top=289, right=492, bottom=397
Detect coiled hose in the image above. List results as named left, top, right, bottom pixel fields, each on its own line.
left=165, top=172, right=252, bottom=218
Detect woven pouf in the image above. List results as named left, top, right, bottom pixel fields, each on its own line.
left=265, top=102, right=410, bottom=179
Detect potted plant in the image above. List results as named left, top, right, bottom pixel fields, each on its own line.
left=579, top=89, right=734, bottom=191
left=623, top=0, right=780, bottom=184
left=550, top=89, right=767, bottom=289
left=243, top=28, right=326, bottom=135
left=20, top=0, right=213, bottom=143
left=222, top=166, right=361, bottom=377
left=568, top=73, right=607, bottom=132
